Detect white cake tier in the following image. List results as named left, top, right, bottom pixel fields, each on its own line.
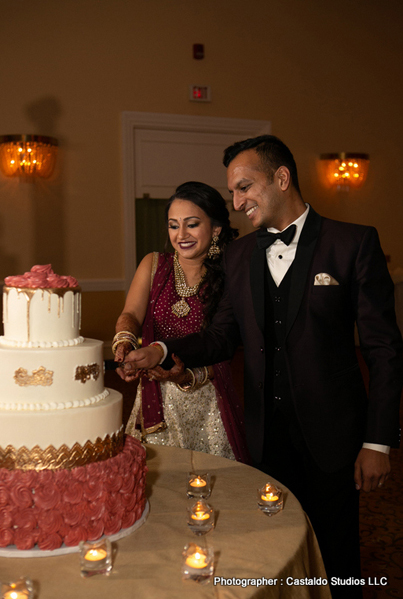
left=2, top=286, right=81, bottom=346
left=0, top=388, right=122, bottom=450
left=0, top=339, right=106, bottom=410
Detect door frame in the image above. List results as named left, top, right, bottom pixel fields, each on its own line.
left=121, top=111, right=271, bottom=291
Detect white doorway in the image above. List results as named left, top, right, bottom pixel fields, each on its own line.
left=121, top=111, right=271, bottom=291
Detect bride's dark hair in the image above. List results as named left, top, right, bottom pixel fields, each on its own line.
left=165, top=181, right=238, bottom=325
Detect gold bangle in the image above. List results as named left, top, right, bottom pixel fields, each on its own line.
left=112, top=337, right=139, bottom=355
left=192, top=366, right=209, bottom=388
left=202, top=366, right=209, bottom=385
left=113, top=330, right=139, bottom=348
left=176, top=368, right=196, bottom=392
left=114, top=330, right=138, bottom=340
left=195, top=367, right=205, bottom=387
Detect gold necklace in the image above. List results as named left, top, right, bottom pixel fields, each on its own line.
left=171, top=252, right=205, bottom=318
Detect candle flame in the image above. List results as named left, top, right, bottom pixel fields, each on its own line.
left=191, top=509, right=210, bottom=521
left=190, top=476, right=206, bottom=487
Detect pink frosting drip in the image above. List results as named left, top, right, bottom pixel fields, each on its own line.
left=0, top=436, right=147, bottom=551
left=4, top=264, right=78, bottom=289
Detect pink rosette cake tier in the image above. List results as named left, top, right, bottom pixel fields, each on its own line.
left=0, top=266, right=148, bottom=553
left=0, top=437, right=147, bottom=551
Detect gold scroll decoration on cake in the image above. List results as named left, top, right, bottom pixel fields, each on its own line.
left=0, top=428, right=124, bottom=471
left=75, top=363, right=100, bottom=383
left=14, top=366, right=54, bottom=387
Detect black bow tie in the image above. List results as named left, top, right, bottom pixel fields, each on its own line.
left=256, top=224, right=297, bottom=250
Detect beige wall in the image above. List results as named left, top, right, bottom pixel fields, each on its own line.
left=0, top=0, right=402, bottom=340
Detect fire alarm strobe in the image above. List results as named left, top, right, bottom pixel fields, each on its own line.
left=189, top=85, right=212, bottom=102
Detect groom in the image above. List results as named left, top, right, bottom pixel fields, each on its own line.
left=126, top=135, right=403, bottom=597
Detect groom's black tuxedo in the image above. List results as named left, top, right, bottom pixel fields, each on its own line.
left=163, top=205, right=402, bottom=594
left=166, top=207, right=402, bottom=471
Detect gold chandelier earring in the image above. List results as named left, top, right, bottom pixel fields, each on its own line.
left=207, top=235, right=221, bottom=259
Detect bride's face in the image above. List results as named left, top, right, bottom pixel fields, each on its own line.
left=167, top=199, right=221, bottom=262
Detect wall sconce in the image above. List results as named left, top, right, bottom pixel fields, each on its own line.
left=0, top=134, right=58, bottom=179
left=320, top=152, right=369, bottom=191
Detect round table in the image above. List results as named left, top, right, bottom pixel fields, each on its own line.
left=1, top=445, right=332, bottom=598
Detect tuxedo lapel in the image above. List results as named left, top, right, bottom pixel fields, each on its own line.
left=286, top=208, right=322, bottom=336
left=250, top=239, right=266, bottom=333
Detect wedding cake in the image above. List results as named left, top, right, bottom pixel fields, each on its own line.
left=0, top=265, right=147, bottom=552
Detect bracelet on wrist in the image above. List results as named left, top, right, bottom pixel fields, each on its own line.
left=176, top=368, right=196, bottom=392
left=150, top=342, right=165, bottom=361
left=112, top=330, right=140, bottom=355
left=176, top=366, right=210, bottom=392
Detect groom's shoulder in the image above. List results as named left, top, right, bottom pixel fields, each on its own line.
left=226, top=230, right=257, bottom=258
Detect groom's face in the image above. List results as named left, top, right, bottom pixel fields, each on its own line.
left=227, top=149, right=285, bottom=230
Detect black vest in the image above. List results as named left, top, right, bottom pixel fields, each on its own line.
left=264, top=262, right=295, bottom=420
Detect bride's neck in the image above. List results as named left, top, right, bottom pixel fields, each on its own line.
left=177, top=255, right=206, bottom=286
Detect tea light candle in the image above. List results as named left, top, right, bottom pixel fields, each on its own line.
left=1, top=578, right=33, bottom=599
left=185, top=551, right=209, bottom=569
left=3, top=590, right=29, bottom=599
left=187, top=498, right=214, bottom=535
left=84, top=548, right=108, bottom=563
left=257, top=482, right=283, bottom=515
left=187, top=472, right=211, bottom=499
left=191, top=509, right=210, bottom=521
left=261, top=491, right=279, bottom=502
left=189, top=476, right=207, bottom=488
left=182, top=542, right=214, bottom=584
left=79, top=538, right=112, bottom=577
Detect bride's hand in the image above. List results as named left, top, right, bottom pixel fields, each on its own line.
left=115, top=361, right=144, bottom=382
left=114, top=340, right=134, bottom=364
left=146, top=354, right=186, bottom=384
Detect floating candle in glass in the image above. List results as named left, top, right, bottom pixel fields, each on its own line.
left=79, top=538, right=112, bottom=577
left=1, top=578, right=34, bottom=599
left=187, top=472, right=211, bottom=499
left=187, top=499, right=215, bottom=535
left=182, top=542, right=214, bottom=584
left=257, top=482, right=284, bottom=515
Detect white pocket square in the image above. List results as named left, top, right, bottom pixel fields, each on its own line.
left=314, top=273, right=339, bottom=286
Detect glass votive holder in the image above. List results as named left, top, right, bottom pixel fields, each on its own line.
left=187, top=472, right=211, bottom=499
left=1, top=578, right=34, bottom=599
left=182, top=542, right=214, bottom=584
left=257, top=482, right=284, bottom=516
left=187, top=499, right=215, bottom=535
left=79, top=537, right=112, bottom=578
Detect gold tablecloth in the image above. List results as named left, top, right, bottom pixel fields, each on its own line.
left=1, top=445, right=332, bottom=598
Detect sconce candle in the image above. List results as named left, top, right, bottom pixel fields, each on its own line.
left=187, top=473, right=211, bottom=499
left=1, top=578, right=34, bottom=599
left=319, top=152, right=369, bottom=191
left=257, top=482, right=284, bottom=515
left=182, top=543, right=214, bottom=584
left=187, top=499, right=215, bottom=535
left=0, top=134, right=58, bottom=179
left=79, top=538, right=112, bottom=577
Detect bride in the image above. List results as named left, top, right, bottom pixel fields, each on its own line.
left=113, top=181, right=249, bottom=463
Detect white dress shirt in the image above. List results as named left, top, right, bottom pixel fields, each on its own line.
left=265, top=203, right=309, bottom=286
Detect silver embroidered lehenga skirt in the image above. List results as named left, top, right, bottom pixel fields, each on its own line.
left=125, top=380, right=235, bottom=460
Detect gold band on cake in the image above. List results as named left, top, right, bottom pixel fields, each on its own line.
left=0, top=428, right=124, bottom=471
